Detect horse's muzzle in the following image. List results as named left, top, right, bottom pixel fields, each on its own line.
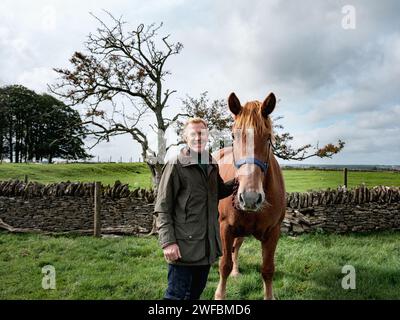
left=238, top=191, right=264, bottom=211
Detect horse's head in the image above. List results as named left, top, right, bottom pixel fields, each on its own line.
left=228, top=92, right=276, bottom=212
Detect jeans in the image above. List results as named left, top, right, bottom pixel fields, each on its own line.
left=164, top=264, right=211, bottom=300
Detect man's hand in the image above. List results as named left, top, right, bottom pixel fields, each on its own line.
left=163, top=243, right=182, bottom=262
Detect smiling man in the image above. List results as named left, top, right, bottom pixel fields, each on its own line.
left=154, top=118, right=235, bottom=300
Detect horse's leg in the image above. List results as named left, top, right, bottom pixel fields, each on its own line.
left=215, top=222, right=234, bottom=300
left=261, top=225, right=280, bottom=300
left=230, top=237, right=244, bottom=277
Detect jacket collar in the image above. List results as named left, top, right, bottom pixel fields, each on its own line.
left=177, top=147, right=218, bottom=175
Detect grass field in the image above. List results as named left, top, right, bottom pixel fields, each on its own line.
left=0, top=163, right=399, bottom=192
left=1, top=163, right=399, bottom=300
left=282, top=169, right=400, bottom=192
left=0, top=163, right=153, bottom=189
left=1, top=231, right=399, bottom=300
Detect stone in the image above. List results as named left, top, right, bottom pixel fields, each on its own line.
left=292, top=225, right=304, bottom=233
left=1, top=181, right=399, bottom=236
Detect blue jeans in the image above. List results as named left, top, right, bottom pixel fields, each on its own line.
left=164, top=264, right=211, bottom=300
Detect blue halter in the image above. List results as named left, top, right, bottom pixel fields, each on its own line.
left=234, top=158, right=269, bottom=173
left=233, top=137, right=272, bottom=174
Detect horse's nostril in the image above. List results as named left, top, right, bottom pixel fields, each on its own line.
left=239, top=192, right=262, bottom=209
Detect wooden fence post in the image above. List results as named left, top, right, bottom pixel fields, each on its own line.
left=343, top=168, right=348, bottom=188
left=24, top=175, right=28, bottom=183
left=94, top=181, right=101, bottom=237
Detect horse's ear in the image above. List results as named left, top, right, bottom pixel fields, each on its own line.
left=261, top=93, right=276, bottom=118
left=228, top=92, right=242, bottom=116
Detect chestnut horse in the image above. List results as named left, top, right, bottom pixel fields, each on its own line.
left=213, top=92, right=286, bottom=300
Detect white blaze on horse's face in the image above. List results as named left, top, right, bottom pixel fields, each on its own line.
left=233, top=128, right=266, bottom=212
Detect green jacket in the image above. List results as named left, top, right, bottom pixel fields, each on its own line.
left=154, top=147, right=235, bottom=266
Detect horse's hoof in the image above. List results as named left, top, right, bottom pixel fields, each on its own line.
left=214, top=292, right=226, bottom=300
left=230, top=271, right=241, bottom=277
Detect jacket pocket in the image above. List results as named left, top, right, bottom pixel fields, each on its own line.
left=176, top=238, right=206, bottom=263
left=175, top=222, right=207, bottom=263
left=175, top=221, right=206, bottom=240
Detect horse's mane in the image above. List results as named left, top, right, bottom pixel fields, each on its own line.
left=233, top=101, right=275, bottom=143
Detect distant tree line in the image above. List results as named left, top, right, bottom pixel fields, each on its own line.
left=0, top=85, right=92, bottom=163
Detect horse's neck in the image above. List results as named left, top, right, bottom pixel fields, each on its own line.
left=215, top=147, right=235, bottom=180
left=264, top=147, right=277, bottom=187
left=214, top=146, right=233, bottom=162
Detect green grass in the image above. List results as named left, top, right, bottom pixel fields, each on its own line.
left=1, top=164, right=399, bottom=299
left=282, top=169, right=400, bottom=192
left=0, top=163, right=153, bottom=190
left=0, top=163, right=399, bottom=192
left=1, top=231, right=399, bottom=300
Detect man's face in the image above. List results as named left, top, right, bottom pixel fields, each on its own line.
left=185, top=122, right=208, bottom=153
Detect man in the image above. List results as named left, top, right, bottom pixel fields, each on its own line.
left=154, top=118, right=235, bottom=300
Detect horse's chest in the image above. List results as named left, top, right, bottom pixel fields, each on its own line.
left=230, top=213, right=261, bottom=237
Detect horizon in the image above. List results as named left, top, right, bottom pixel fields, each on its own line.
left=1, top=159, right=399, bottom=168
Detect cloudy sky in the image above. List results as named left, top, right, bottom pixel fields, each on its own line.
left=1, top=0, right=399, bottom=165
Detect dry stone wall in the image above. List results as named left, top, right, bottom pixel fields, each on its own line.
left=0, top=180, right=155, bottom=235
left=283, top=186, right=400, bottom=234
left=0, top=180, right=399, bottom=236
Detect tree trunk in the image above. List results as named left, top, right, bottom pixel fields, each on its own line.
left=8, top=127, right=13, bottom=163
left=145, top=161, right=163, bottom=236
left=0, top=131, right=3, bottom=164
left=15, top=138, right=19, bottom=163
left=146, top=162, right=164, bottom=187
left=8, top=122, right=13, bottom=163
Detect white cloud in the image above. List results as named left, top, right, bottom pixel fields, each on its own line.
left=16, top=67, right=55, bottom=93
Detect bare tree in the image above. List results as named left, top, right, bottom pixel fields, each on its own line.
left=50, top=11, right=185, bottom=184
left=271, top=123, right=345, bottom=160
left=176, top=92, right=345, bottom=160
